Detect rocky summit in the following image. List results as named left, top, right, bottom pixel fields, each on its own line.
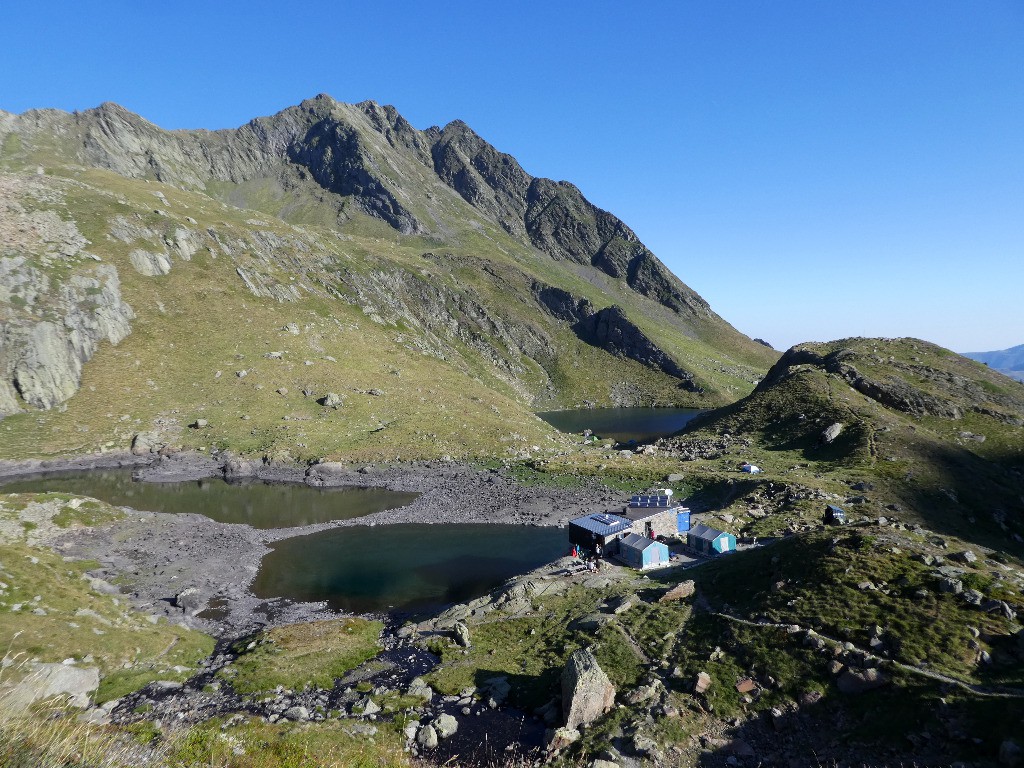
left=1, top=97, right=1023, bottom=768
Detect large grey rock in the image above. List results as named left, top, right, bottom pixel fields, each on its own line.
left=822, top=423, right=844, bottom=443
left=320, top=392, right=343, bottom=408
left=174, top=587, right=203, bottom=613
left=416, top=724, right=438, bottom=748
left=836, top=668, right=888, bottom=694
left=2, top=663, right=100, bottom=708
left=283, top=705, right=309, bottom=721
left=406, top=676, right=433, bottom=702
left=561, top=649, right=615, bottom=729
left=546, top=726, right=581, bottom=751
left=224, top=453, right=258, bottom=480
left=433, top=713, right=458, bottom=739
left=660, top=580, right=696, bottom=602
left=481, top=675, right=511, bottom=706
left=128, top=248, right=172, bottom=276
left=453, top=620, right=471, bottom=647
left=131, top=431, right=161, bottom=455
left=356, top=697, right=380, bottom=716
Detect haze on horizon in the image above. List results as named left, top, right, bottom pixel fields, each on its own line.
left=2, top=1, right=1020, bottom=355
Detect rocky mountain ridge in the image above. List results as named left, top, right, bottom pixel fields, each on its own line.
left=0, top=96, right=777, bottom=460
left=2, top=96, right=710, bottom=321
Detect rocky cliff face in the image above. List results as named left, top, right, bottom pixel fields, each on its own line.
left=0, top=175, right=134, bottom=414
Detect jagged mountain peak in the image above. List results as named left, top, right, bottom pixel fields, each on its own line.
left=4, top=97, right=725, bottom=323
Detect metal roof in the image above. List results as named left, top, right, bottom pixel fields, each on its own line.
left=688, top=523, right=731, bottom=541
left=620, top=533, right=665, bottom=551
left=569, top=513, right=631, bottom=536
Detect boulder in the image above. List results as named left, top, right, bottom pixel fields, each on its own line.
left=174, top=587, right=203, bottom=613
left=1, top=662, right=99, bottom=708
left=481, top=675, right=511, bottom=707
left=822, top=423, right=844, bottom=444
left=660, top=580, right=696, bottom=603
left=694, top=671, right=712, bottom=694
left=223, top=453, right=258, bottom=480
left=131, top=432, right=160, bottom=455
left=940, top=577, right=963, bottom=595
left=836, top=668, right=888, bottom=694
left=406, top=677, right=433, bottom=702
left=433, top=713, right=458, bottom=739
left=416, top=724, right=438, bottom=749
left=320, top=392, right=343, bottom=408
left=573, top=613, right=616, bottom=631
left=453, top=620, right=471, bottom=648
left=624, top=680, right=660, bottom=705
left=283, top=706, right=309, bottom=721
left=546, top=726, right=580, bottom=751
left=561, top=649, right=615, bottom=729
left=356, top=698, right=380, bottom=716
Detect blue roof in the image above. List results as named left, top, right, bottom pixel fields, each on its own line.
left=569, top=513, right=631, bottom=536
left=620, top=533, right=666, bottom=551
left=688, top=524, right=732, bottom=542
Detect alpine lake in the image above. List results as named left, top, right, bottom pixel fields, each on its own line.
left=536, top=406, right=703, bottom=443
left=2, top=409, right=695, bottom=615
left=1, top=468, right=565, bottom=615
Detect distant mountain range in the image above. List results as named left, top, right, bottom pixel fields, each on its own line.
left=963, top=343, right=1024, bottom=382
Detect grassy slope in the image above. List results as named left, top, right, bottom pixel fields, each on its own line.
left=656, top=337, right=1024, bottom=553
left=0, top=493, right=214, bottom=703
left=0, top=149, right=776, bottom=461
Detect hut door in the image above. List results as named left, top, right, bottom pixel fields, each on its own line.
left=645, top=522, right=653, bottom=538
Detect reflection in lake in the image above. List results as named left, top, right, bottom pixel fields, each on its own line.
left=0, top=469, right=418, bottom=529
left=253, top=524, right=568, bottom=614
left=537, top=407, right=704, bottom=443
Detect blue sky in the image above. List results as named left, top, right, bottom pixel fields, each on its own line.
left=2, top=1, right=1021, bottom=352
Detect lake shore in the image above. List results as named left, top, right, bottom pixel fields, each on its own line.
left=0, top=450, right=630, bottom=635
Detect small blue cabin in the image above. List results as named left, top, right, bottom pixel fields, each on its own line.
left=824, top=504, right=847, bottom=525
left=617, top=533, right=671, bottom=570
left=687, top=524, right=736, bottom=555
left=568, top=513, right=631, bottom=553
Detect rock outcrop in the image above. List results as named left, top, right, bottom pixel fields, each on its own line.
left=0, top=177, right=134, bottom=414
left=561, top=648, right=615, bottom=730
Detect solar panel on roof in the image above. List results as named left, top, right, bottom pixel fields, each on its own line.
left=630, top=495, right=670, bottom=508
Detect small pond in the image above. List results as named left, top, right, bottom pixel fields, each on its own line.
left=537, top=407, right=704, bottom=443
left=0, top=469, right=418, bottom=529
left=252, top=524, right=568, bottom=614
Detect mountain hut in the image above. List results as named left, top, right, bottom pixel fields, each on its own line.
left=568, top=513, right=631, bottom=555
left=687, top=524, right=737, bottom=555
left=617, top=533, right=671, bottom=570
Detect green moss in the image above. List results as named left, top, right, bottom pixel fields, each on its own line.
left=223, top=618, right=382, bottom=694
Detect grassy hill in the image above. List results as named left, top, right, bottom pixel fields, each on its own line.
left=657, top=337, right=1024, bottom=553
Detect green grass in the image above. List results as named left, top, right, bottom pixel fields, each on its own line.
left=0, top=493, right=214, bottom=704
left=221, top=618, right=383, bottom=694
left=165, top=717, right=410, bottom=768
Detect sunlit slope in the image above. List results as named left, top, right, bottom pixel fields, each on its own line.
left=0, top=98, right=780, bottom=460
